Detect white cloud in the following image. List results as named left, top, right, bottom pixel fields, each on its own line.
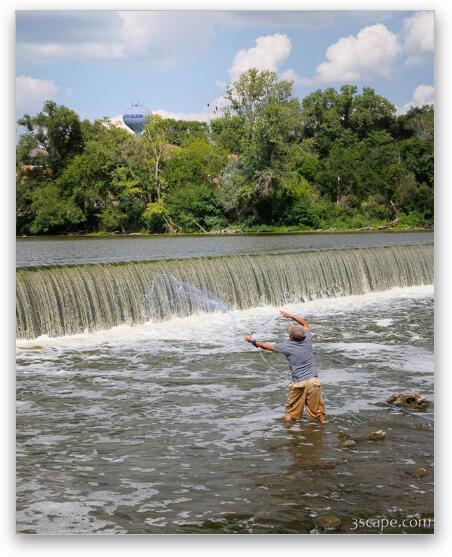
left=280, top=68, right=311, bottom=87
left=402, top=11, right=434, bottom=66
left=154, top=94, right=231, bottom=122
left=17, top=11, right=215, bottom=63
left=116, top=11, right=215, bottom=65
left=16, top=74, right=60, bottom=117
left=153, top=109, right=209, bottom=123
left=311, top=23, right=400, bottom=83
left=117, top=11, right=157, bottom=57
left=107, top=115, right=134, bottom=133
left=229, top=33, right=292, bottom=81
left=280, top=68, right=299, bottom=83
left=398, top=84, right=434, bottom=114
left=16, top=11, right=336, bottom=65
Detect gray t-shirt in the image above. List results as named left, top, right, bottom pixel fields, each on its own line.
left=273, top=329, right=317, bottom=382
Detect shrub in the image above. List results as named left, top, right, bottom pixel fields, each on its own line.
left=142, top=202, right=168, bottom=233
left=286, top=198, right=321, bottom=228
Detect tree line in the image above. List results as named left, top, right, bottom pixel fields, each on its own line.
left=16, top=69, right=434, bottom=235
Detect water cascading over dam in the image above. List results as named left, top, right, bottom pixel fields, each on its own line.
left=16, top=244, right=433, bottom=339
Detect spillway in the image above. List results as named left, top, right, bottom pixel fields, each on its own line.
left=16, top=244, right=433, bottom=339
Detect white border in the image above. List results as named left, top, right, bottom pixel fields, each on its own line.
left=3, top=0, right=450, bottom=555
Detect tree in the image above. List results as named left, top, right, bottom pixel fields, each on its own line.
left=57, top=122, right=132, bottom=231
left=225, top=69, right=293, bottom=140
left=142, top=115, right=175, bottom=202
left=165, top=183, right=224, bottom=232
left=15, top=91, right=434, bottom=235
left=210, top=115, right=245, bottom=154
left=349, top=87, right=396, bottom=138
left=99, top=166, right=146, bottom=233
left=17, top=101, right=84, bottom=177
left=29, top=183, right=85, bottom=234
left=216, top=69, right=308, bottom=224
left=301, top=86, right=396, bottom=156
left=397, top=105, right=434, bottom=143
left=164, top=137, right=228, bottom=191
left=165, top=119, right=208, bottom=145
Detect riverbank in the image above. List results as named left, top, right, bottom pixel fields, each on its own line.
left=17, top=225, right=433, bottom=239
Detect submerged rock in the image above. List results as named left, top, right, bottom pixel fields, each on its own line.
left=368, top=430, right=386, bottom=441
left=315, top=514, right=341, bottom=531
left=386, top=393, right=429, bottom=411
left=404, top=467, right=428, bottom=478
left=338, top=439, right=356, bottom=450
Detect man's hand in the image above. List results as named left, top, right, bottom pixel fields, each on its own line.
left=280, top=310, right=294, bottom=319
left=279, top=310, right=310, bottom=328
left=245, top=334, right=275, bottom=351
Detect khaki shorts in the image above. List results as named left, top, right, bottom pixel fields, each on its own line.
left=285, top=377, right=326, bottom=422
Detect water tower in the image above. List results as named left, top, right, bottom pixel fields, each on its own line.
left=122, top=102, right=151, bottom=135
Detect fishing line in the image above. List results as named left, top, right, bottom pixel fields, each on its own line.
left=379, top=401, right=434, bottom=423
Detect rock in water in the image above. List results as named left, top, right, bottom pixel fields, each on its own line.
left=386, top=393, right=429, bottom=411
left=368, top=430, right=386, bottom=441
left=316, top=514, right=342, bottom=531
left=404, top=467, right=428, bottom=478
left=338, top=439, right=356, bottom=450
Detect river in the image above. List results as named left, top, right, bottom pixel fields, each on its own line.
left=16, top=233, right=434, bottom=534
left=16, top=232, right=433, bottom=267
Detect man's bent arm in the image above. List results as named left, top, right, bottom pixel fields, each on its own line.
left=279, top=310, right=311, bottom=328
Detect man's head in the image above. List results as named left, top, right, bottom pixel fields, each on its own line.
left=288, top=324, right=306, bottom=341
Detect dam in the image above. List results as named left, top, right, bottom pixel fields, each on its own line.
left=16, top=244, right=433, bottom=339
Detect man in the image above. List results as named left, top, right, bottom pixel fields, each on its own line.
left=245, top=310, right=326, bottom=425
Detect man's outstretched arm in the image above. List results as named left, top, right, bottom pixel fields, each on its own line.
left=279, top=310, right=311, bottom=328
left=245, top=335, right=275, bottom=351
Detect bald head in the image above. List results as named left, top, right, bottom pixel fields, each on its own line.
left=288, top=324, right=306, bottom=341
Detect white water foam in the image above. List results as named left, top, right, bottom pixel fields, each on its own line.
left=16, top=284, right=433, bottom=351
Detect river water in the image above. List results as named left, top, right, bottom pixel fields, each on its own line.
left=16, top=234, right=434, bottom=534
left=16, top=232, right=433, bottom=267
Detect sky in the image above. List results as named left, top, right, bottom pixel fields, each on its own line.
left=15, top=10, right=434, bottom=125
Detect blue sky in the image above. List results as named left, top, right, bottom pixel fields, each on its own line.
left=15, top=10, right=434, bottom=123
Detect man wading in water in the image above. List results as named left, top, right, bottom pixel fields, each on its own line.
left=245, top=310, right=326, bottom=425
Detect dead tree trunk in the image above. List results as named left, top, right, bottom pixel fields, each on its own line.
left=379, top=200, right=400, bottom=230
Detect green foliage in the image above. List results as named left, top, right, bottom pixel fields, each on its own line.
left=142, top=202, right=168, bottom=233
left=165, top=120, right=208, bottom=145
left=29, top=184, right=85, bottom=234
left=17, top=101, right=84, bottom=178
left=399, top=210, right=427, bottom=228
left=210, top=115, right=245, bottom=153
left=165, top=183, right=222, bottom=232
left=16, top=76, right=434, bottom=235
left=98, top=166, right=146, bottom=233
left=286, top=198, right=321, bottom=229
left=163, top=137, right=228, bottom=191
left=141, top=115, right=177, bottom=202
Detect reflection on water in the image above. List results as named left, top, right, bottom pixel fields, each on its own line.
left=16, top=287, right=434, bottom=534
